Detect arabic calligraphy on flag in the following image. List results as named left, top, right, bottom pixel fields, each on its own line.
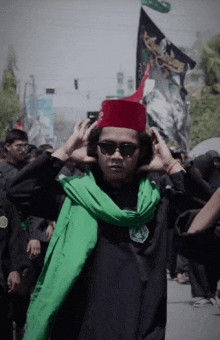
left=136, top=8, right=196, bottom=152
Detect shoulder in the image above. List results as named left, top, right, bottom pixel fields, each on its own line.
left=0, top=191, right=12, bottom=214
left=0, top=162, right=16, bottom=174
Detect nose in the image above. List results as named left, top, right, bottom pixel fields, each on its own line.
left=111, top=148, right=123, bottom=159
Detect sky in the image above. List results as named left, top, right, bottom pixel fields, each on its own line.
left=0, top=0, right=220, bottom=121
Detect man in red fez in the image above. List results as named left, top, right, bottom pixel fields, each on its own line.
left=7, top=100, right=211, bottom=340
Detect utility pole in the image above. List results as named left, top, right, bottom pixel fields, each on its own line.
left=30, top=75, right=37, bottom=117
left=23, top=82, right=30, bottom=130
left=16, top=80, right=21, bottom=100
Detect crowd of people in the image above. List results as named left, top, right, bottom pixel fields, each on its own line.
left=0, top=99, right=219, bottom=340
left=166, top=148, right=220, bottom=308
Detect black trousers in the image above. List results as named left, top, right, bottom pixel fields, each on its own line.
left=0, top=285, right=13, bottom=340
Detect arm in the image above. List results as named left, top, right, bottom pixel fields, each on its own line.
left=46, top=221, right=56, bottom=241
left=7, top=198, right=30, bottom=273
left=7, top=152, right=64, bottom=220
left=7, top=120, right=97, bottom=220
left=188, top=187, right=220, bottom=233
left=1, top=195, right=30, bottom=292
left=142, top=128, right=214, bottom=217
left=27, top=218, right=55, bottom=259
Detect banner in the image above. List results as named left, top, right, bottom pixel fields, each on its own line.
left=136, top=8, right=196, bottom=152
left=141, top=0, right=171, bottom=13
left=27, top=95, right=54, bottom=145
left=37, top=97, right=54, bottom=139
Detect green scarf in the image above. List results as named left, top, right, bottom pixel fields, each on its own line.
left=24, top=172, right=161, bottom=340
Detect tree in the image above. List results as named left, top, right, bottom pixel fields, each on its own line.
left=189, top=35, right=220, bottom=149
left=201, top=35, right=220, bottom=94
left=0, top=56, right=21, bottom=140
left=189, top=94, right=220, bottom=148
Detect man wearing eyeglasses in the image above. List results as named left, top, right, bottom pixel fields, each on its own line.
left=7, top=100, right=212, bottom=340
left=0, top=129, right=28, bottom=191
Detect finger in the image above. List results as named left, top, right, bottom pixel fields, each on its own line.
left=85, top=120, right=98, bottom=137
left=33, top=249, right=40, bottom=256
left=81, top=121, right=98, bottom=147
left=80, top=119, right=90, bottom=136
left=8, top=281, right=15, bottom=293
left=27, top=243, right=30, bottom=252
left=7, top=277, right=11, bottom=287
left=74, top=121, right=83, bottom=133
left=30, top=253, right=37, bottom=260
left=150, top=127, right=165, bottom=144
left=9, top=281, right=21, bottom=293
left=84, top=156, right=97, bottom=164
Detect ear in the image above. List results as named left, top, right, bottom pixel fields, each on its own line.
left=5, top=143, right=11, bottom=152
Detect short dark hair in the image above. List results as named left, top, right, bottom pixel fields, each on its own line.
left=27, top=144, right=37, bottom=154
left=5, top=129, right=28, bottom=145
left=35, top=144, right=53, bottom=157
left=87, top=127, right=153, bottom=167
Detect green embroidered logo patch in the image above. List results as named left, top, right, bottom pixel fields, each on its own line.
left=129, top=224, right=149, bottom=243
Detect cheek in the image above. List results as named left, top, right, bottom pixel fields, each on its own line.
left=97, top=151, right=107, bottom=168
left=10, top=147, right=17, bottom=154
left=124, top=152, right=140, bottom=171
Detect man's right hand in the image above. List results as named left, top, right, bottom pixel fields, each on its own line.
left=52, top=120, right=97, bottom=163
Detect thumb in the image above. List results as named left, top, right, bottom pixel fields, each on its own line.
left=27, top=242, right=30, bottom=252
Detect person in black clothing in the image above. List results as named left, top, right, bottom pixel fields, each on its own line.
left=0, top=192, right=30, bottom=340
left=7, top=100, right=214, bottom=340
left=184, top=153, right=220, bottom=306
left=0, top=129, right=28, bottom=190
left=205, top=150, right=220, bottom=191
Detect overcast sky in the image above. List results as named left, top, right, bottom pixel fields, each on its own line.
left=0, top=0, right=219, bottom=119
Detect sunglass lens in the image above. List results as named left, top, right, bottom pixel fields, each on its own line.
left=121, top=145, right=136, bottom=157
left=100, top=143, right=115, bottom=155
left=98, top=142, right=137, bottom=157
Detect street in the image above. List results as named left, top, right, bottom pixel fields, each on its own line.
left=166, top=278, right=220, bottom=340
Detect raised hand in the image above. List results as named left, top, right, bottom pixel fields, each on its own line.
left=140, top=127, right=184, bottom=174
left=52, top=120, right=97, bottom=163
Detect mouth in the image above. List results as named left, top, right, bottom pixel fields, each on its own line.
left=108, top=165, right=123, bottom=171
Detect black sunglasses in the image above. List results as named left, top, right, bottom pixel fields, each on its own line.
left=97, top=142, right=139, bottom=158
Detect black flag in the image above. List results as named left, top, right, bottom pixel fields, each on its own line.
left=136, top=8, right=196, bottom=152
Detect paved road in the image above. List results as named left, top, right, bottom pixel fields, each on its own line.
left=166, top=278, right=220, bottom=340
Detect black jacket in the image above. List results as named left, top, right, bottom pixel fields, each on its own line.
left=0, top=192, right=30, bottom=289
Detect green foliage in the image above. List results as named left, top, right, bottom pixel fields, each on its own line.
left=3, top=69, right=17, bottom=92
left=190, top=73, right=199, bottom=81
left=201, top=36, right=220, bottom=93
left=0, top=58, right=21, bottom=140
left=189, top=35, right=220, bottom=149
left=189, top=94, right=220, bottom=148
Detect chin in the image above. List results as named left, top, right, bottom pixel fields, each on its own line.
left=17, top=157, right=25, bottom=162
left=105, top=172, right=131, bottom=183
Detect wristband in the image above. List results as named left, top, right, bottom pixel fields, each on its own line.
left=168, top=161, right=179, bottom=174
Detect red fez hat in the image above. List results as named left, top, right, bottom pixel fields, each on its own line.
left=97, top=100, right=146, bottom=131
